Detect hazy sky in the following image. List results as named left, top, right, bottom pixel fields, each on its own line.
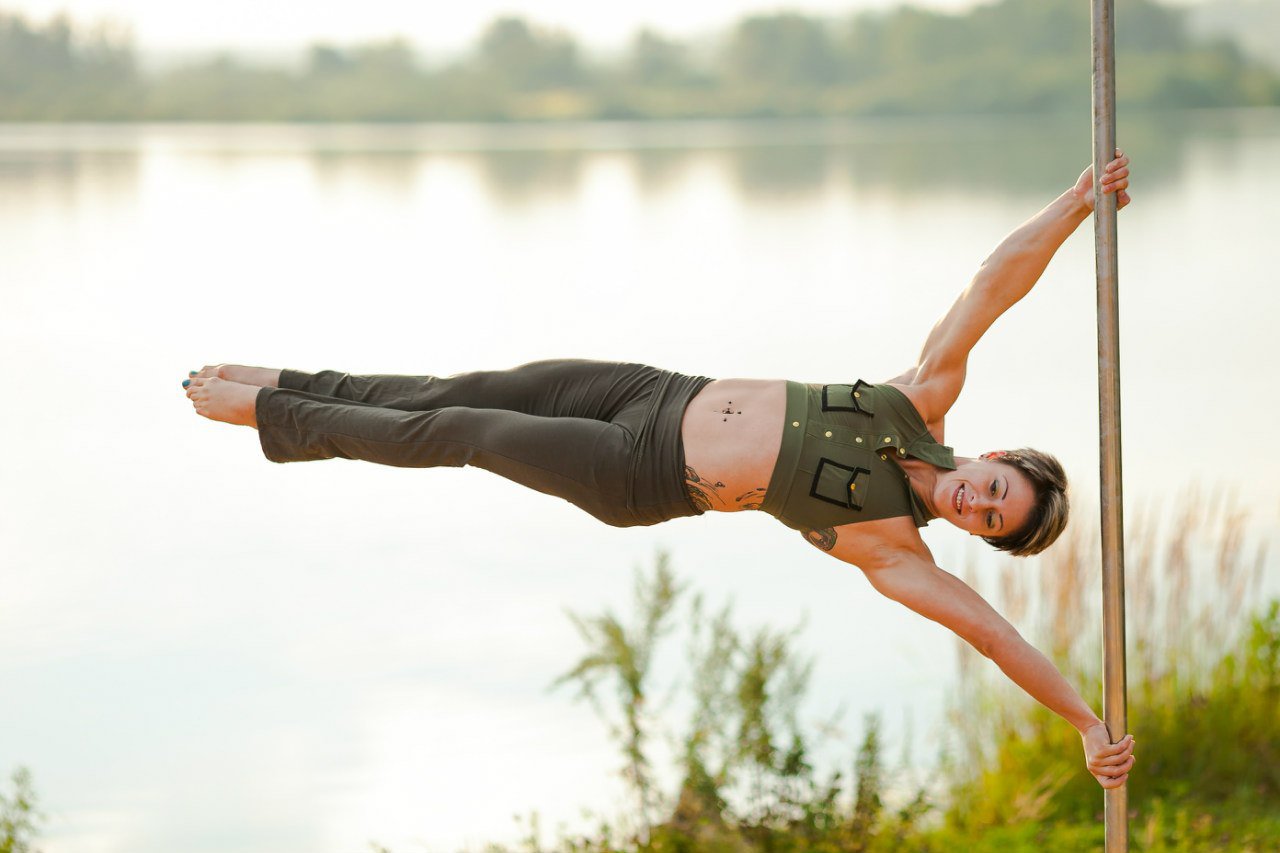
left=5, top=1, right=999, bottom=53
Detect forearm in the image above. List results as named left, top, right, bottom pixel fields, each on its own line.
left=985, top=632, right=1102, bottom=734
left=973, top=189, right=1092, bottom=307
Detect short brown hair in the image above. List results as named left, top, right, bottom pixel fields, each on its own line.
left=981, top=448, right=1069, bottom=557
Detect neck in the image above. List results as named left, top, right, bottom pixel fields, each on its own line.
left=903, top=455, right=976, bottom=518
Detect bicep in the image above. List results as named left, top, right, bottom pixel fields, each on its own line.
left=907, top=278, right=999, bottom=422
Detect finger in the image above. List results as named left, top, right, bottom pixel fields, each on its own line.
left=1092, top=749, right=1134, bottom=768
left=1103, top=165, right=1129, bottom=181
left=1095, top=735, right=1134, bottom=756
left=1097, top=772, right=1128, bottom=789
left=1102, top=178, right=1129, bottom=195
left=1095, top=758, right=1136, bottom=778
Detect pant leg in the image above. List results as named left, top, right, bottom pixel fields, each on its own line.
left=279, top=359, right=662, bottom=420
left=255, top=387, right=639, bottom=526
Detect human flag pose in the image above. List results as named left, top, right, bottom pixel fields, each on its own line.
left=186, top=153, right=1136, bottom=788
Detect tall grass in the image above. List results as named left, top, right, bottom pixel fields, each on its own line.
left=936, top=493, right=1277, bottom=849
left=486, top=493, right=1278, bottom=852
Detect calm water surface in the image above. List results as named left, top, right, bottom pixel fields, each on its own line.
left=2, top=112, right=1278, bottom=852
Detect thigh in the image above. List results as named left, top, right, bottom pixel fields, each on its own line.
left=256, top=389, right=640, bottom=526
left=281, top=359, right=662, bottom=421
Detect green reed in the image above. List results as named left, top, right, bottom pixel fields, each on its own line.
left=400, top=496, right=1280, bottom=852
left=936, top=493, right=1278, bottom=849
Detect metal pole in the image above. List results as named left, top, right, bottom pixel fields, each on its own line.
left=1090, top=0, right=1128, bottom=849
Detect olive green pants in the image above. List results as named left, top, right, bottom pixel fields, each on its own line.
left=254, top=359, right=713, bottom=527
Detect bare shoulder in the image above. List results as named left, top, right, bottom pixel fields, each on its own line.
left=801, top=515, right=931, bottom=569
left=884, top=381, right=946, bottom=444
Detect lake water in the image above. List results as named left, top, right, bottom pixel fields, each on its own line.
left=2, top=111, right=1278, bottom=852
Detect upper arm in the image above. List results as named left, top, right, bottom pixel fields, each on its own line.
left=904, top=276, right=1004, bottom=423
left=800, top=520, right=1018, bottom=656
left=856, top=551, right=1020, bottom=657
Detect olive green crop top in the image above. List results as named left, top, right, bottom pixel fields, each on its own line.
left=758, top=380, right=956, bottom=532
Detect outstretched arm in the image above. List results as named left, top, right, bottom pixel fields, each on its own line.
left=857, top=547, right=1135, bottom=788
left=900, top=153, right=1131, bottom=424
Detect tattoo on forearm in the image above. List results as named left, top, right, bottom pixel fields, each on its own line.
left=735, top=488, right=767, bottom=510
left=803, top=527, right=838, bottom=551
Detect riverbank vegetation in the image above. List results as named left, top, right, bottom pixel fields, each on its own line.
left=7, top=501, right=1277, bottom=849
left=0, top=767, right=40, bottom=853
left=2, top=0, right=1278, bottom=122
left=466, top=497, right=1277, bottom=851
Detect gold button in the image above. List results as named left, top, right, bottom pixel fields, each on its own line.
left=880, top=454, right=887, bottom=460
left=792, top=421, right=800, bottom=427
left=849, top=483, right=857, bottom=491
left=824, top=430, right=833, bottom=438
left=898, top=448, right=907, bottom=457
left=884, top=437, right=892, bottom=443
left=855, top=437, right=863, bottom=443
left=853, top=391, right=861, bottom=398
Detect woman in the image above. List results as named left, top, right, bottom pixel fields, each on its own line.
left=185, top=153, right=1136, bottom=788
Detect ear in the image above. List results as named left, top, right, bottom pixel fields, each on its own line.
left=980, top=450, right=1009, bottom=461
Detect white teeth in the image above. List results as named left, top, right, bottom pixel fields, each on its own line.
left=955, top=485, right=963, bottom=513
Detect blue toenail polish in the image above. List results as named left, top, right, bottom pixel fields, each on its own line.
left=189, top=370, right=197, bottom=377
left=182, top=379, right=191, bottom=388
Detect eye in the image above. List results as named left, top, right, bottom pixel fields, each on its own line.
left=990, top=479, right=999, bottom=497
left=986, top=510, right=995, bottom=529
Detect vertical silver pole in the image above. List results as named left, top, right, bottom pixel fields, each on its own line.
left=1090, top=0, right=1128, bottom=850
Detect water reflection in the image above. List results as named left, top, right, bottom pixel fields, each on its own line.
left=471, top=149, right=586, bottom=202
left=0, top=150, right=139, bottom=208
left=308, top=150, right=423, bottom=194
left=825, top=112, right=1190, bottom=200
left=628, top=147, right=695, bottom=196
left=729, top=144, right=831, bottom=198
left=0, top=111, right=1252, bottom=211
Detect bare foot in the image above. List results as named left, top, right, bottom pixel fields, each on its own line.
left=190, top=363, right=282, bottom=387
left=185, top=377, right=260, bottom=427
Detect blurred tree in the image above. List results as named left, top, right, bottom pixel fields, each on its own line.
left=477, top=17, right=583, bottom=91
left=723, top=14, right=841, bottom=88
left=0, top=11, right=136, bottom=119
left=307, top=44, right=352, bottom=76
left=626, top=29, right=698, bottom=88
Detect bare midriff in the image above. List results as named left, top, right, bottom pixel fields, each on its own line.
left=680, top=378, right=787, bottom=513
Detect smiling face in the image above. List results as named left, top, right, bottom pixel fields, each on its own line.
left=933, top=457, right=1038, bottom=539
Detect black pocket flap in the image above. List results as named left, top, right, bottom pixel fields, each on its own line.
left=821, top=380, right=874, bottom=415
left=810, top=458, right=871, bottom=510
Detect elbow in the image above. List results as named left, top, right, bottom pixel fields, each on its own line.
left=972, top=623, right=1022, bottom=660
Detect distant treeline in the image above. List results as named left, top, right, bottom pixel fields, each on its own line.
left=2, top=0, right=1278, bottom=121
